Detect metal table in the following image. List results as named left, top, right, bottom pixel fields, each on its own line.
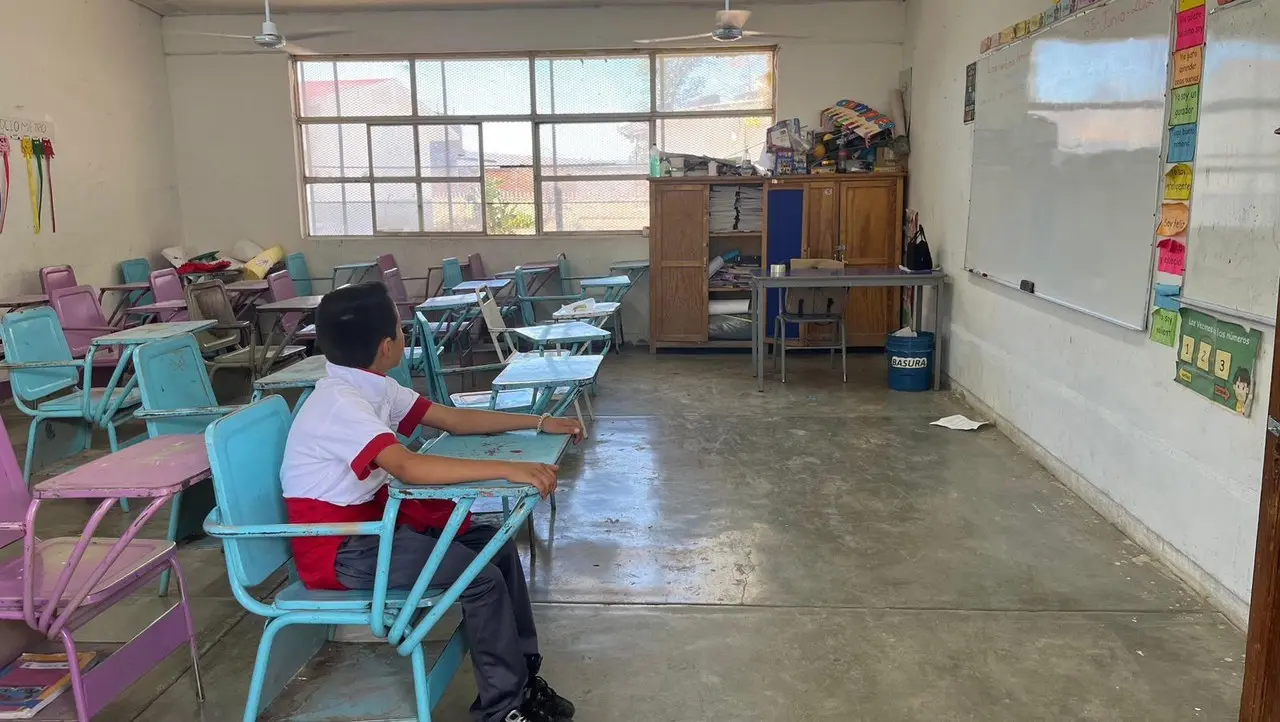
left=512, top=321, right=612, bottom=354
left=85, top=321, right=218, bottom=424
left=748, top=267, right=945, bottom=392
left=490, top=354, right=604, bottom=415
left=448, top=278, right=512, bottom=294
left=99, top=282, right=152, bottom=324
left=225, top=279, right=271, bottom=318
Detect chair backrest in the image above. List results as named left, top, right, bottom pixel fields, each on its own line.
left=511, top=266, right=536, bottom=325
left=185, top=280, right=240, bottom=349
left=557, top=253, right=574, bottom=295
left=376, top=253, right=397, bottom=275
left=49, top=285, right=111, bottom=357
left=0, top=307, right=80, bottom=404
left=284, top=253, right=313, bottom=296
left=134, top=335, right=222, bottom=437
left=148, top=268, right=189, bottom=322
left=119, top=257, right=155, bottom=306
left=205, top=397, right=294, bottom=587
left=475, top=285, right=514, bottom=360
left=40, top=265, right=77, bottom=296
left=413, top=311, right=451, bottom=404
left=785, top=258, right=845, bottom=315
left=441, top=257, right=464, bottom=292
left=266, top=270, right=305, bottom=333
left=0, top=417, right=32, bottom=548
left=465, top=253, right=486, bottom=281
left=383, top=268, right=413, bottom=322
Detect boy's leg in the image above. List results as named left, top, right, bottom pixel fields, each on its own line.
left=454, top=525, right=538, bottom=658
left=334, top=527, right=528, bottom=722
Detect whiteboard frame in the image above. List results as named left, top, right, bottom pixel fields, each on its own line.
left=963, top=0, right=1173, bottom=332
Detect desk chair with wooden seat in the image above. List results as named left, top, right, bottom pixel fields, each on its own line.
left=186, top=280, right=305, bottom=382
left=774, top=258, right=848, bottom=384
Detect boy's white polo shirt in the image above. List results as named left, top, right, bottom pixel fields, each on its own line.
left=281, top=362, right=430, bottom=505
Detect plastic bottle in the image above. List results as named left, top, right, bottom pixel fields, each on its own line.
left=649, top=145, right=663, bottom=177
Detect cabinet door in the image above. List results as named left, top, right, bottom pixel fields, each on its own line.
left=840, top=179, right=903, bottom=347
left=804, top=181, right=839, bottom=259
left=652, top=185, right=709, bottom=343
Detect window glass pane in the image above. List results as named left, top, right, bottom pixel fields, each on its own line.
left=422, top=183, right=483, bottom=233
left=535, top=56, right=650, bottom=114
left=415, top=60, right=445, bottom=115
left=441, top=59, right=531, bottom=115
left=297, top=61, right=337, bottom=117
left=485, top=171, right=535, bottom=235
left=419, top=125, right=481, bottom=177
left=369, top=125, right=416, bottom=177
left=302, top=123, right=369, bottom=178
left=307, top=183, right=370, bottom=236
left=656, top=53, right=772, bottom=112
left=374, top=183, right=420, bottom=233
left=541, top=180, right=648, bottom=232
left=657, top=115, right=771, bottom=160
left=539, top=122, right=649, bottom=176
left=334, top=60, right=413, bottom=116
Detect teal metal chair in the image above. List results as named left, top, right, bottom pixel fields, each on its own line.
left=440, top=257, right=465, bottom=294
left=201, top=397, right=538, bottom=721
left=0, top=307, right=143, bottom=485
left=284, top=253, right=315, bottom=296
left=134, top=334, right=243, bottom=595
left=119, top=257, right=155, bottom=306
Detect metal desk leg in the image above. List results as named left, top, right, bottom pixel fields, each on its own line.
left=755, top=283, right=765, bottom=392
left=933, top=282, right=942, bottom=391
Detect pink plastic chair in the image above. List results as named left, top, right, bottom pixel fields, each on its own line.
left=265, top=270, right=315, bottom=339
left=0, top=422, right=205, bottom=720
left=48, top=285, right=122, bottom=368
left=148, top=268, right=189, bottom=322
left=39, top=265, right=77, bottom=296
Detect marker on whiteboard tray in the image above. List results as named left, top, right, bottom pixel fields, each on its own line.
left=1019, top=280, right=1035, bottom=293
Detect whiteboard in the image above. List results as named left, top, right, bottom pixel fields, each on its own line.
left=965, top=0, right=1172, bottom=330
left=1181, top=0, right=1280, bottom=325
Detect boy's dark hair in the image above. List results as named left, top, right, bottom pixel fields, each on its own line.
left=315, top=282, right=399, bottom=369
left=1234, top=367, right=1252, bottom=386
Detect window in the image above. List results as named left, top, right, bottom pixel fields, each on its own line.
left=295, top=50, right=775, bottom=237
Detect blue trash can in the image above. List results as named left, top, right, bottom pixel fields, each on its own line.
left=886, top=331, right=935, bottom=392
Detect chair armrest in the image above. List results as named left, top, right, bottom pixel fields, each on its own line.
left=64, top=325, right=123, bottom=334
left=0, top=360, right=85, bottom=370
left=438, top=361, right=508, bottom=376
left=400, top=275, right=432, bottom=282
left=134, top=406, right=245, bottom=420
left=523, top=294, right=586, bottom=303
left=214, top=321, right=251, bottom=330
left=203, top=509, right=384, bottom=538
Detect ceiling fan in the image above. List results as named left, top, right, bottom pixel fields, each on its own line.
left=635, top=0, right=805, bottom=44
left=179, top=0, right=348, bottom=54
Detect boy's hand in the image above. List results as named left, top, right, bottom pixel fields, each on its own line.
left=505, top=461, right=559, bottom=498
left=541, top=416, right=586, bottom=443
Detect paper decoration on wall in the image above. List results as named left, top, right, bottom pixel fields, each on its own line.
left=20, top=138, right=37, bottom=234
left=1164, top=164, right=1194, bottom=200
left=40, top=139, right=55, bottom=233
left=1158, top=203, right=1191, bottom=236
left=1212, top=0, right=1256, bottom=11
left=0, top=116, right=57, bottom=236
left=1173, top=46, right=1204, bottom=88
left=964, top=62, right=977, bottom=124
left=1155, top=283, right=1182, bottom=311
left=1158, top=238, right=1188, bottom=275
left=0, top=137, right=9, bottom=234
left=1179, top=0, right=1206, bottom=9
left=1170, top=85, right=1201, bottom=126
left=1150, top=308, right=1179, bottom=347
left=1176, top=5, right=1207, bottom=50
left=1175, top=308, right=1263, bottom=416
left=1168, top=124, right=1198, bottom=162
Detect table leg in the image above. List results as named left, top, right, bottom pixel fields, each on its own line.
left=933, top=281, right=942, bottom=391
left=754, top=283, right=765, bottom=392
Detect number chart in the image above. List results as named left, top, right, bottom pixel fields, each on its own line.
left=1174, top=308, right=1262, bottom=416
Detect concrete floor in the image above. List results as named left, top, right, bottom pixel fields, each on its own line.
left=7, top=352, right=1245, bottom=721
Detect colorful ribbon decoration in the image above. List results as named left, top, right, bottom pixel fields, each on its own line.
left=20, top=138, right=37, bottom=234
left=0, top=137, right=10, bottom=234
left=41, top=139, right=54, bottom=233
left=31, top=139, right=43, bottom=233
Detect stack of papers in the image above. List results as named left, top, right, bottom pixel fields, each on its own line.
left=558, top=298, right=597, bottom=315
left=709, top=185, right=738, bottom=233
left=736, top=186, right=763, bottom=232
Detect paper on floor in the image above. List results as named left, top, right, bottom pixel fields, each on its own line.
left=930, top=415, right=989, bottom=431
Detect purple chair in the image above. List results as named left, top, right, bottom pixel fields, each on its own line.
left=382, top=267, right=423, bottom=326
left=39, top=265, right=77, bottom=297
left=48, top=285, right=123, bottom=368
left=465, top=253, right=487, bottom=281
left=0, top=423, right=206, bottom=720
left=147, top=268, right=188, bottom=322
left=265, top=270, right=316, bottom=340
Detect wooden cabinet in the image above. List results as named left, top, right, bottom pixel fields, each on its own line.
left=650, top=184, right=709, bottom=344
left=649, top=173, right=905, bottom=351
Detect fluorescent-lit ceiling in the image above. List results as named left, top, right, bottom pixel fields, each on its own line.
left=136, top=0, right=874, bottom=14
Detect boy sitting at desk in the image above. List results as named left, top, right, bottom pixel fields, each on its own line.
left=282, top=282, right=582, bottom=722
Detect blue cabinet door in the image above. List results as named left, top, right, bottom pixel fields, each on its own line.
left=766, top=188, right=804, bottom=339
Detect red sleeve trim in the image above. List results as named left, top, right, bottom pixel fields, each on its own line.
left=351, top=432, right=399, bottom=480
left=396, top=396, right=432, bottom=437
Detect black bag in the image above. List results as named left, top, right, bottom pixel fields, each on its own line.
left=905, top=225, right=934, bottom=271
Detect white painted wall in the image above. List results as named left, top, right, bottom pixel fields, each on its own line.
left=904, top=0, right=1264, bottom=623
left=0, top=0, right=180, bottom=294
left=161, top=2, right=906, bottom=338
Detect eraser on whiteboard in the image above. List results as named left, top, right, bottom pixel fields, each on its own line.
left=1019, top=280, right=1035, bottom=293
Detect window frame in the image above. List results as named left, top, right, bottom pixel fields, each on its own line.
left=291, top=47, right=777, bottom=239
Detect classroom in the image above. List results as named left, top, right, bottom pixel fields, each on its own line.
left=0, top=0, right=1276, bottom=719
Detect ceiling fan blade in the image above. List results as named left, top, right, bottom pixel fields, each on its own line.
left=170, top=31, right=258, bottom=39
left=281, top=43, right=321, bottom=55
left=636, top=33, right=714, bottom=44
left=741, top=30, right=809, bottom=39
left=288, top=28, right=350, bottom=41
left=717, top=9, right=752, bottom=28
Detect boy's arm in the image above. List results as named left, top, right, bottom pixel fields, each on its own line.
left=421, top=403, right=583, bottom=441
left=375, top=443, right=558, bottom=497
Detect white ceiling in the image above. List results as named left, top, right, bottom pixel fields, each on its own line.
left=134, top=0, right=873, bottom=15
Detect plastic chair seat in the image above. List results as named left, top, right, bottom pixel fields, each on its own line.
left=273, top=580, right=443, bottom=612
left=0, top=537, right=174, bottom=608
left=38, top=387, right=141, bottom=413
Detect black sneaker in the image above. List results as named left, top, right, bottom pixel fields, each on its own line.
left=525, top=676, right=575, bottom=719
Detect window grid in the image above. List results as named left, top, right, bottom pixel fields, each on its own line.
left=294, top=49, right=776, bottom=237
